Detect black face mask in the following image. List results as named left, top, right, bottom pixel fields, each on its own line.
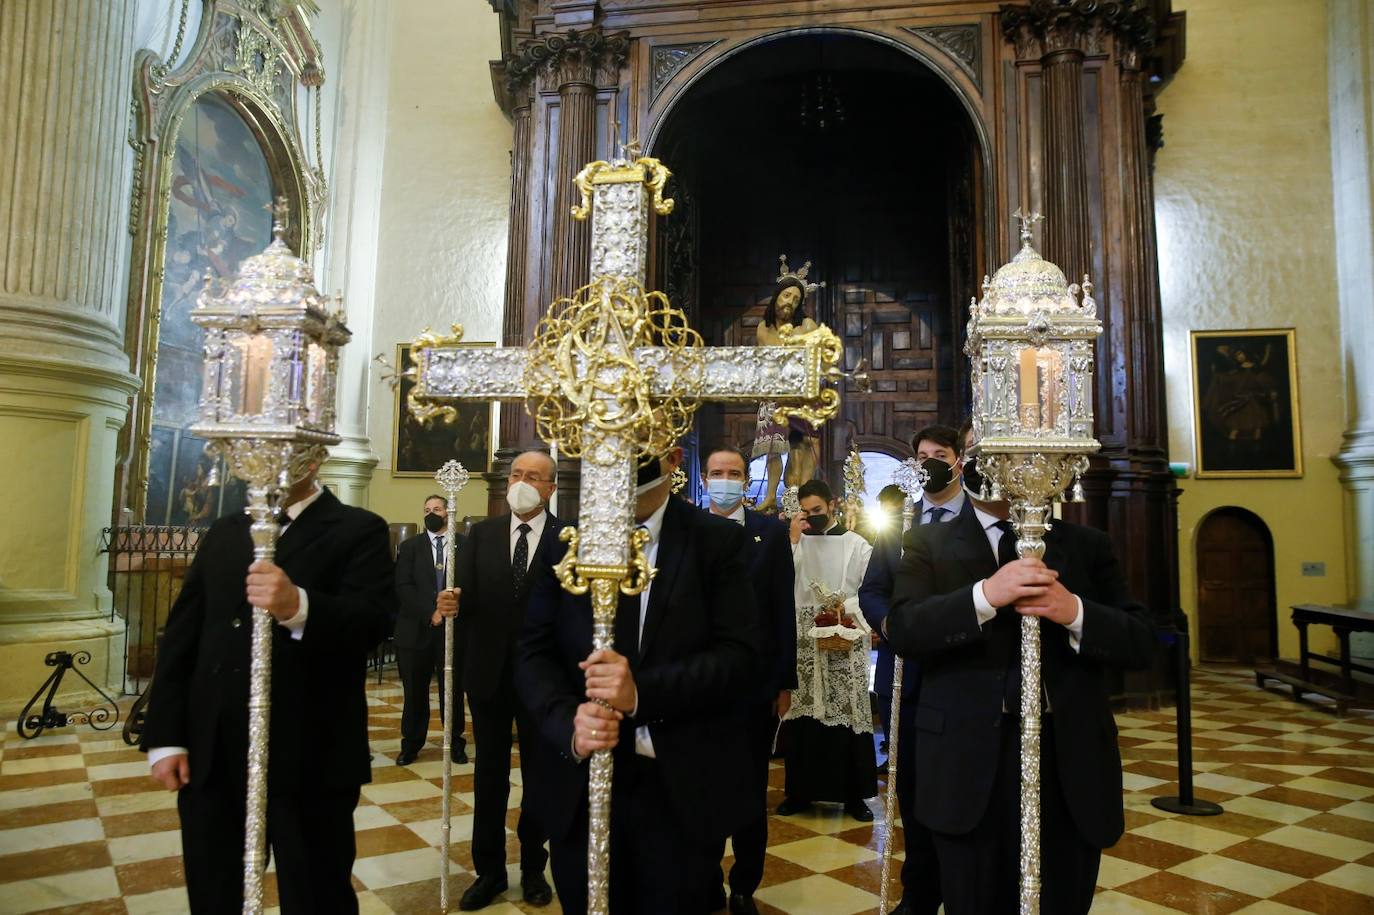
left=636, top=454, right=666, bottom=489
left=920, top=457, right=954, bottom=494
left=423, top=512, right=446, bottom=533
left=962, top=458, right=986, bottom=499
left=804, top=514, right=829, bottom=534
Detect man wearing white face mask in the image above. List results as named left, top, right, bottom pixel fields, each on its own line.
left=437, top=450, right=562, bottom=909
left=699, top=445, right=796, bottom=915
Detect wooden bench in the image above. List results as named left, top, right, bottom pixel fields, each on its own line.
left=1255, top=603, right=1374, bottom=716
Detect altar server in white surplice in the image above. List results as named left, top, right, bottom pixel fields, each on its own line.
left=776, top=478, right=878, bottom=823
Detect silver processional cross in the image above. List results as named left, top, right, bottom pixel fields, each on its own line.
left=406, top=154, right=853, bottom=915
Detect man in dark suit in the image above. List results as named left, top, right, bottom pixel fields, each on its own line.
left=859, top=422, right=966, bottom=915
left=884, top=425, right=1154, bottom=914
left=143, top=465, right=394, bottom=914
left=698, top=444, right=795, bottom=915
left=516, top=445, right=761, bottom=915
left=439, top=450, right=561, bottom=909
left=393, top=493, right=467, bottom=766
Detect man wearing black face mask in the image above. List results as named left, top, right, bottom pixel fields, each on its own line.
left=516, top=445, right=761, bottom=914
left=884, top=421, right=1154, bottom=914
left=394, top=494, right=467, bottom=766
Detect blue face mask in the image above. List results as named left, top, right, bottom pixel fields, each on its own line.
left=706, top=478, right=745, bottom=511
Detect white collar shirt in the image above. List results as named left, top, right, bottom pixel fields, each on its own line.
left=511, top=509, right=548, bottom=561
left=632, top=495, right=670, bottom=757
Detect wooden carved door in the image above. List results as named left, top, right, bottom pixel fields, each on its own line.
left=1197, top=509, right=1277, bottom=664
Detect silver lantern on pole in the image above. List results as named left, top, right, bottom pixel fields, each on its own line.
left=964, top=209, right=1101, bottom=915
left=190, top=198, right=350, bottom=915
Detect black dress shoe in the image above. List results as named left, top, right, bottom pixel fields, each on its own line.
left=846, top=799, right=875, bottom=822
left=728, top=893, right=761, bottom=915
left=887, top=900, right=913, bottom=915
left=395, top=749, right=418, bottom=766
left=775, top=797, right=812, bottom=816
left=458, top=873, right=508, bottom=910
left=451, top=747, right=469, bottom=764
left=520, top=871, right=553, bottom=906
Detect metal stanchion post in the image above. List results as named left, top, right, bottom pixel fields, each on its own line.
left=1152, top=612, right=1223, bottom=816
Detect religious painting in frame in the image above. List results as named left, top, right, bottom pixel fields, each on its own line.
left=1190, top=328, right=1302, bottom=478
left=392, top=343, right=495, bottom=477
left=122, top=1, right=327, bottom=522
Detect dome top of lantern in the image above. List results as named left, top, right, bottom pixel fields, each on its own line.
left=978, top=210, right=1086, bottom=318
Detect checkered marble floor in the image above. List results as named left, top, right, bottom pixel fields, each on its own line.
left=0, top=668, right=1370, bottom=914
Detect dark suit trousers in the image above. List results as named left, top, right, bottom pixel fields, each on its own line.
left=468, top=685, right=548, bottom=877
left=709, top=700, right=775, bottom=898
left=892, top=698, right=942, bottom=913
left=550, top=756, right=711, bottom=915
left=396, top=630, right=465, bottom=756
left=928, top=716, right=1098, bottom=915
left=177, top=770, right=361, bottom=914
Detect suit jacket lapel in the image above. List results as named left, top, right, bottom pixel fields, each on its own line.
left=949, top=502, right=998, bottom=582
left=637, top=499, right=687, bottom=661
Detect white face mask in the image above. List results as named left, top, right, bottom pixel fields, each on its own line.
left=506, top=480, right=543, bottom=515
left=634, top=473, right=670, bottom=498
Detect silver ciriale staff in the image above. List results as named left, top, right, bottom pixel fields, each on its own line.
left=878, top=457, right=927, bottom=914
left=965, top=210, right=1099, bottom=913
left=435, top=459, right=469, bottom=912
left=190, top=199, right=350, bottom=914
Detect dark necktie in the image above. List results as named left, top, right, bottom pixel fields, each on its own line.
left=434, top=535, right=446, bottom=592
left=512, top=523, right=531, bottom=593
left=925, top=506, right=949, bottom=524
left=995, top=519, right=1018, bottom=566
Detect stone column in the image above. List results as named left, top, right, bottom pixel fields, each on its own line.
left=318, top=0, right=393, bottom=507
left=1329, top=0, right=1374, bottom=631
left=0, top=0, right=141, bottom=706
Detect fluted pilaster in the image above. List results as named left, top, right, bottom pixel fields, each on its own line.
left=0, top=0, right=141, bottom=708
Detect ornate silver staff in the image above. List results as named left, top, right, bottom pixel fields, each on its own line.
left=434, top=459, right=469, bottom=912
left=877, top=457, right=927, bottom=914
left=403, top=154, right=854, bottom=914
left=190, top=200, right=349, bottom=914
left=965, top=210, right=1099, bottom=913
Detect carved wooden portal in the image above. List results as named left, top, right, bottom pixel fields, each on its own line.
left=486, top=1, right=1187, bottom=656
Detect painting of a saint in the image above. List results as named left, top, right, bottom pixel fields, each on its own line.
left=1191, top=329, right=1302, bottom=478
left=145, top=92, right=276, bottom=525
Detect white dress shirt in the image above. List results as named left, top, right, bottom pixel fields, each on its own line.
left=726, top=503, right=746, bottom=524
left=510, top=509, right=548, bottom=561
left=919, top=487, right=966, bottom=524
left=630, top=496, right=669, bottom=758
left=149, top=483, right=323, bottom=770
left=969, top=503, right=1084, bottom=652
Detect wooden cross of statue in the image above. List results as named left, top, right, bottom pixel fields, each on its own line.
left=406, top=154, right=851, bottom=915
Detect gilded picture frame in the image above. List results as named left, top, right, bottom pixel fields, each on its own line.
left=120, top=0, right=326, bottom=522
left=392, top=343, right=496, bottom=477
left=1190, top=328, right=1302, bottom=478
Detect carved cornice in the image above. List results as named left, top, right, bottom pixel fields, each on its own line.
left=1000, top=0, right=1154, bottom=61
left=904, top=24, right=981, bottom=91
left=505, top=28, right=631, bottom=93
left=650, top=40, right=719, bottom=102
